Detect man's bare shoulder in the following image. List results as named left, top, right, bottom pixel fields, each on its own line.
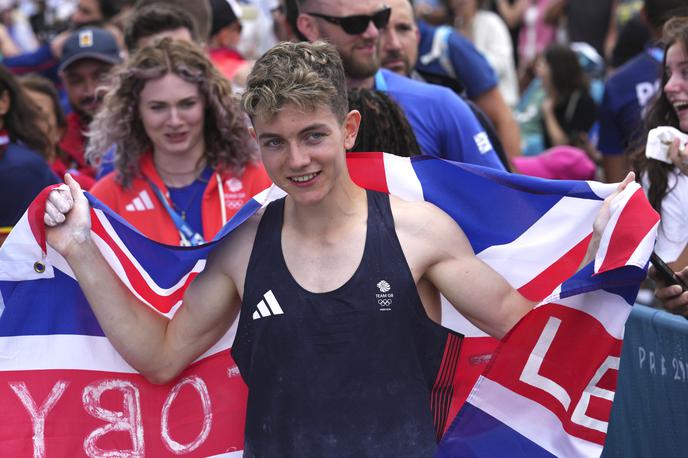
left=389, top=195, right=473, bottom=264
left=389, top=195, right=460, bottom=238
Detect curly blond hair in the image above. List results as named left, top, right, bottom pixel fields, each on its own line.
left=242, top=41, right=349, bottom=123
left=87, top=38, right=256, bottom=186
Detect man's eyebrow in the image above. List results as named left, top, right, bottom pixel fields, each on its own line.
left=258, top=123, right=331, bottom=140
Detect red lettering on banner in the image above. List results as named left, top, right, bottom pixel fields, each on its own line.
left=488, top=303, right=622, bottom=445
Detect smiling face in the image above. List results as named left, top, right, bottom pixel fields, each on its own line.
left=252, top=103, right=360, bottom=206
left=665, top=41, right=688, bottom=133
left=138, top=72, right=206, bottom=161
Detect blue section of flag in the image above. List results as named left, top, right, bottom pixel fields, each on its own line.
left=559, top=262, right=646, bottom=305
left=411, top=157, right=601, bottom=253
left=436, top=403, right=557, bottom=457
left=0, top=270, right=103, bottom=337
left=87, top=194, right=219, bottom=288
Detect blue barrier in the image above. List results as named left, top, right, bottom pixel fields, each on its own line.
left=603, top=305, right=688, bottom=457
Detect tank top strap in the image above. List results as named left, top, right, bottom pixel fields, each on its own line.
left=365, top=190, right=410, bottom=269
left=243, top=197, right=285, bottom=289
left=257, top=195, right=285, bottom=238
left=366, top=189, right=396, bottom=233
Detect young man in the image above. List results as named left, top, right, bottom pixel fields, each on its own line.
left=44, top=41, right=627, bottom=455
left=58, top=27, right=122, bottom=188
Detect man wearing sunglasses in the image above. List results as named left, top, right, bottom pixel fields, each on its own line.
left=294, top=0, right=507, bottom=170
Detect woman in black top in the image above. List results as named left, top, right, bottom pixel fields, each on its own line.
left=536, top=43, right=597, bottom=149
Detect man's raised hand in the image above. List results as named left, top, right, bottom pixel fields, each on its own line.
left=45, top=173, right=92, bottom=257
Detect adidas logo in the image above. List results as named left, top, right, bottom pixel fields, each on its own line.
left=252, top=290, right=284, bottom=320
left=125, top=190, right=155, bottom=212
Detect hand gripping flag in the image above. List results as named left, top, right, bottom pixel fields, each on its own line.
left=0, top=153, right=658, bottom=457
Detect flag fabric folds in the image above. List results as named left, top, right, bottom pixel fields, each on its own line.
left=0, top=153, right=658, bottom=457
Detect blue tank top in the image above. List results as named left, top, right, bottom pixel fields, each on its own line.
left=233, top=190, right=463, bottom=457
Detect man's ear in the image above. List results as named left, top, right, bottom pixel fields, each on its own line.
left=248, top=126, right=256, bottom=139
left=296, top=13, right=320, bottom=41
left=343, top=110, right=362, bottom=150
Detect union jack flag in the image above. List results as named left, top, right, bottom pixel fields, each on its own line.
left=0, top=153, right=658, bottom=457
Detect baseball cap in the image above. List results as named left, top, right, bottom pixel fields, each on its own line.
left=513, top=146, right=596, bottom=181
left=59, top=28, right=123, bottom=72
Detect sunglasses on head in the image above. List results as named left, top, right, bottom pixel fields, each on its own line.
left=306, top=6, right=391, bottom=35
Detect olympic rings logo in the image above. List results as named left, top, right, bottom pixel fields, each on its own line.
left=378, top=299, right=392, bottom=307
left=225, top=200, right=244, bottom=209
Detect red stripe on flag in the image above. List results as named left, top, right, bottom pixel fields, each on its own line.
left=599, top=188, right=660, bottom=273
left=485, top=303, right=623, bottom=445
left=346, top=152, right=390, bottom=193
left=27, top=184, right=63, bottom=255
left=517, top=234, right=591, bottom=302
left=90, top=210, right=196, bottom=312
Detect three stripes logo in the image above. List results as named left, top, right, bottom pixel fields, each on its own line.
left=124, top=190, right=155, bottom=212
left=252, top=290, right=284, bottom=320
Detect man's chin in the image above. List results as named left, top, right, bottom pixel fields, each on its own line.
left=381, top=62, right=407, bottom=76
left=341, top=55, right=379, bottom=81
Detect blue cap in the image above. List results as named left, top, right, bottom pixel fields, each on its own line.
left=59, top=28, right=122, bottom=72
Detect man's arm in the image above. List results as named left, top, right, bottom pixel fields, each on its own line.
left=394, top=201, right=534, bottom=339
left=473, top=87, right=521, bottom=159
left=394, top=173, right=634, bottom=338
left=45, top=175, right=241, bottom=384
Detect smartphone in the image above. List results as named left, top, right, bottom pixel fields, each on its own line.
left=650, top=252, right=688, bottom=291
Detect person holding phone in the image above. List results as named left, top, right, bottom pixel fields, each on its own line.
left=632, top=17, right=688, bottom=315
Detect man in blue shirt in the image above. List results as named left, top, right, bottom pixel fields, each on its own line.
left=378, top=0, right=520, bottom=164
left=292, top=0, right=505, bottom=170
left=598, top=0, right=688, bottom=182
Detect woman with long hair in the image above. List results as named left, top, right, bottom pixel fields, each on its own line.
left=633, top=17, right=688, bottom=270
left=0, top=64, right=58, bottom=228
left=632, top=17, right=688, bottom=315
left=536, top=43, right=597, bottom=150
left=87, top=38, right=271, bottom=246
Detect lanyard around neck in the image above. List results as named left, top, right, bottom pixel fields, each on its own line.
left=145, top=175, right=208, bottom=246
